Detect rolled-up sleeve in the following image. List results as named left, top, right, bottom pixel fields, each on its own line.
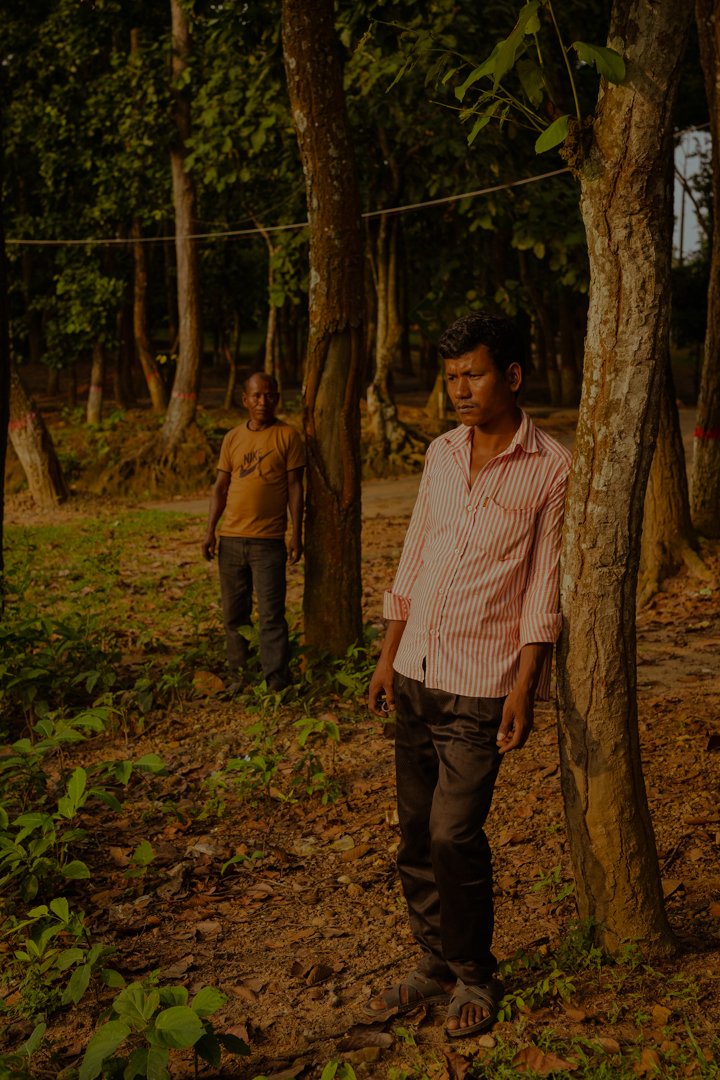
left=382, top=454, right=432, bottom=622
left=519, top=466, right=568, bottom=647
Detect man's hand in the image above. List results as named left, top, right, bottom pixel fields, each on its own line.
left=288, top=535, right=303, bottom=565
left=202, top=533, right=216, bottom=561
left=368, top=657, right=396, bottom=718
left=496, top=687, right=534, bottom=754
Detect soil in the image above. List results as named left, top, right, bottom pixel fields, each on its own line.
left=4, top=407, right=720, bottom=1079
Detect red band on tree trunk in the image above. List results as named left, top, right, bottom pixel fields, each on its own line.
left=8, top=413, right=39, bottom=431
left=694, top=427, right=720, bottom=440
left=171, top=390, right=197, bottom=400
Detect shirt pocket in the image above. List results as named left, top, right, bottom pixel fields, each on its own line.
left=478, top=497, right=537, bottom=562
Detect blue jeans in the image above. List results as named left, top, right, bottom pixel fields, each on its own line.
left=217, top=536, right=290, bottom=689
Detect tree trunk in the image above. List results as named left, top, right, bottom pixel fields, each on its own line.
left=87, top=342, right=104, bottom=425
left=367, top=214, right=407, bottom=461
left=282, top=0, right=364, bottom=654
left=557, top=0, right=691, bottom=955
left=691, top=0, right=720, bottom=536
left=9, top=367, right=67, bottom=507
left=0, top=131, right=10, bottom=602
left=162, top=0, right=202, bottom=453
left=638, top=358, right=708, bottom=605
left=132, top=220, right=167, bottom=412
left=223, top=310, right=241, bottom=410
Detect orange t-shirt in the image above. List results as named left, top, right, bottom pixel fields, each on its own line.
left=217, top=421, right=305, bottom=538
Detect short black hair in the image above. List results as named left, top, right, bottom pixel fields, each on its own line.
left=437, top=312, right=525, bottom=377
left=243, top=371, right=279, bottom=393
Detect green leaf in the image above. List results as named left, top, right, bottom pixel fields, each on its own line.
left=102, top=968, right=126, bottom=989
left=22, top=1022, right=46, bottom=1056
left=195, top=1032, right=222, bottom=1067
left=62, top=859, right=91, bottom=879
left=454, top=44, right=501, bottom=102
left=123, top=1047, right=148, bottom=1078
left=217, top=1032, right=250, bottom=1056
left=153, top=1006, right=205, bottom=1049
left=68, top=766, right=87, bottom=807
left=146, top=1045, right=170, bottom=1080
left=467, top=101, right=501, bottom=145
left=79, top=1020, right=131, bottom=1080
left=534, top=114, right=570, bottom=153
left=112, top=984, right=160, bottom=1030
left=131, top=840, right=155, bottom=867
left=50, top=897, right=70, bottom=922
left=158, top=986, right=188, bottom=1006
left=494, top=1, right=540, bottom=89
left=517, top=58, right=544, bottom=106
left=572, top=41, right=625, bottom=84
left=133, top=753, right=166, bottom=774
left=62, top=962, right=92, bottom=1005
left=191, top=986, right=227, bottom=1017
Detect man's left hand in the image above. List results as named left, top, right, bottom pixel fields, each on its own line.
left=288, top=537, right=303, bottom=565
left=496, top=688, right=534, bottom=754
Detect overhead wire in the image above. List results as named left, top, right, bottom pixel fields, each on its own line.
left=5, top=166, right=573, bottom=248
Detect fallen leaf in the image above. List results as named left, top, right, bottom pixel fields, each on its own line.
left=444, top=1049, right=472, bottom=1079
left=708, top=902, right=720, bottom=917
left=512, top=1044, right=577, bottom=1074
left=192, top=670, right=225, bottom=695
left=563, top=1005, right=588, bottom=1022
left=634, top=1048, right=662, bottom=1075
left=330, top=835, right=355, bottom=851
left=651, top=1005, right=672, bottom=1027
left=661, top=879, right=684, bottom=899
left=338, top=1029, right=393, bottom=1051
left=194, top=919, right=222, bottom=937
left=109, top=846, right=130, bottom=867
left=159, top=954, right=194, bottom=979
left=228, top=984, right=258, bottom=1004
left=595, top=1037, right=621, bottom=1054
left=305, top=963, right=333, bottom=986
left=344, top=1046, right=382, bottom=1065
left=341, top=844, right=371, bottom=863
left=498, top=828, right=525, bottom=846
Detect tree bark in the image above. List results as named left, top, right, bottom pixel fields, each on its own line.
left=638, top=358, right=708, bottom=606
left=557, top=0, right=691, bottom=955
left=162, top=0, right=202, bottom=453
left=0, top=127, right=10, bottom=603
left=691, top=0, right=720, bottom=536
left=9, top=367, right=67, bottom=507
left=282, top=0, right=364, bottom=654
left=367, top=214, right=407, bottom=462
left=86, top=342, right=105, bottom=425
left=132, top=220, right=167, bottom=412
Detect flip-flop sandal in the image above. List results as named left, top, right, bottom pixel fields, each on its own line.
left=444, top=978, right=504, bottom=1039
left=360, top=971, right=452, bottom=1023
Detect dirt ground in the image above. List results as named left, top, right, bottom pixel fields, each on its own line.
left=4, top=408, right=720, bottom=1079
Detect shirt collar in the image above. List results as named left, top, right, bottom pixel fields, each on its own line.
left=443, top=409, right=539, bottom=456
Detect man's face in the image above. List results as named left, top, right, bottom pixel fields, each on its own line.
left=444, top=345, right=521, bottom=428
left=243, top=376, right=279, bottom=427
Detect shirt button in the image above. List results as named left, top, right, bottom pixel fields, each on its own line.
left=466, top=504, right=473, bottom=512
left=455, top=548, right=462, bottom=555
left=438, top=588, right=444, bottom=595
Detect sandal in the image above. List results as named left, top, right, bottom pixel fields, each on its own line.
left=360, top=971, right=452, bottom=1022
left=444, top=978, right=504, bottom=1038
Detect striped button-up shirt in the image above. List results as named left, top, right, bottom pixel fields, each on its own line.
left=383, top=411, right=571, bottom=699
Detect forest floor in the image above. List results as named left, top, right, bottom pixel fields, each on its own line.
left=3, top=404, right=720, bottom=1080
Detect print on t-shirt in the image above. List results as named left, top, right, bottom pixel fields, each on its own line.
left=237, top=449, right=272, bottom=479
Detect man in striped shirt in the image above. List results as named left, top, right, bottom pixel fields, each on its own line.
left=364, top=312, right=571, bottom=1037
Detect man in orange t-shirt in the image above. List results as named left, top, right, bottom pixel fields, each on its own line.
left=202, top=372, right=305, bottom=691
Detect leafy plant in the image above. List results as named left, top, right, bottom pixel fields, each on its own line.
left=78, top=982, right=248, bottom=1080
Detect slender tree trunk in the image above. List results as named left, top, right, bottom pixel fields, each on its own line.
left=9, top=367, right=67, bottom=507
left=132, top=220, right=166, bottom=412
left=367, top=214, right=406, bottom=459
left=0, top=125, right=10, bottom=603
left=87, top=342, right=105, bottom=425
left=692, top=0, right=720, bottom=536
left=223, top=311, right=241, bottom=410
left=162, top=0, right=202, bottom=453
left=282, top=0, right=364, bottom=653
left=163, top=229, right=179, bottom=349
left=639, top=358, right=707, bottom=605
left=557, top=0, right=692, bottom=955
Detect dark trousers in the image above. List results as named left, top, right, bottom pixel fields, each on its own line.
left=394, top=672, right=504, bottom=986
left=217, top=536, right=290, bottom=688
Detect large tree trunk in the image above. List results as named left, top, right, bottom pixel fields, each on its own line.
left=162, top=0, right=202, bottom=453
left=691, top=0, right=720, bottom=536
left=86, top=342, right=105, bottom=425
left=282, top=0, right=364, bottom=654
left=9, top=368, right=67, bottom=507
left=557, top=0, right=691, bottom=955
left=638, top=358, right=708, bottom=605
left=132, top=220, right=166, bottom=413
